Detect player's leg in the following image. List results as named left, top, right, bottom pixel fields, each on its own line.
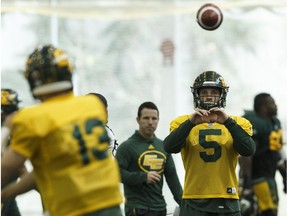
left=253, top=178, right=278, bottom=216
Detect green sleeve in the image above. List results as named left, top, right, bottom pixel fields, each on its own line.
left=115, top=144, right=147, bottom=185
left=164, top=120, right=195, bottom=153
left=224, top=117, right=256, bottom=156
left=164, top=154, right=183, bottom=205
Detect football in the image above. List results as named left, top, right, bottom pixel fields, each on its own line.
left=196, top=3, right=223, bottom=31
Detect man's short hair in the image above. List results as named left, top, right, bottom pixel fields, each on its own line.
left=137, top=101, right=159, bottom=118
left=254, top=93, right=271, bottom=113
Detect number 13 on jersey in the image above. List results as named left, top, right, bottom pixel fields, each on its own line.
left=73, top=118, right=110, bottom=165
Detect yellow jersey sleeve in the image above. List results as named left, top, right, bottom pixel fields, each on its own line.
left=169, top=115, right=191, bottom=132
left=230, top=116, right=253, bottom=136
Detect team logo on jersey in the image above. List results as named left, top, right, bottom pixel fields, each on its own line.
left=148, top=144, right=155, bottom=149
left=138, top=150, right=166, bottom=173
left=226, top=187, right=236, bottom=194
left=269, top=129, right=283, bottom=151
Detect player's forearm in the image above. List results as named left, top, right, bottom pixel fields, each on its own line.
left=1, top=181, right=17, bottom=202
left=17, top=172, right=37, bottom=193
left=119, top=168, right=147, bottom=185
left=164, top=120, right=194, bottom=153
left=1, top=164, right=19, bottom=187
left=1, top=149, right=27, bottom=186
left=2, top=170, right=36, bottom=203
left=224, top=118, right=256, bottom=156
left=166, top=174, right=183, bottom=205
left=164, top=156, right=183, bottom=205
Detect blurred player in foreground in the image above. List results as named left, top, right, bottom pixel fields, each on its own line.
left=239, top=93, right=286, bottom=216
left=1, top=92, right=119, bottom=210
left=1, top=45, right=123, bottom=216
left=164, top=71, right=256, bottom=216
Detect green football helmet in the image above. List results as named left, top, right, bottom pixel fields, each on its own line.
left=191, top=71, right=229, bottom=110
left=25, top=45, right=73, bottom=98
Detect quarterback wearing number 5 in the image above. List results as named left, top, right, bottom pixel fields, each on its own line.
left=1, top=45, right=123, bottom=216
left=164, top=71, right=256, bottom=216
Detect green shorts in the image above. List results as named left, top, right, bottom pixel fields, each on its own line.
left=180, top=199, right=241, bottom=216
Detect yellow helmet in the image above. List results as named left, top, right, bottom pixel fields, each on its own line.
left=25, top=45, right=73, bottom=98
left=191, top=71, right=229, bottom=110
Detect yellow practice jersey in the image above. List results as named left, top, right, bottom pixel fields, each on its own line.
left=10, top=93, right=122, bottom=216
left=170, top=115, right=253, bottom=200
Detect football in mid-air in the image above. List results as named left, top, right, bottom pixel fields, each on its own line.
left=196, top=3, right=223, bottom=31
